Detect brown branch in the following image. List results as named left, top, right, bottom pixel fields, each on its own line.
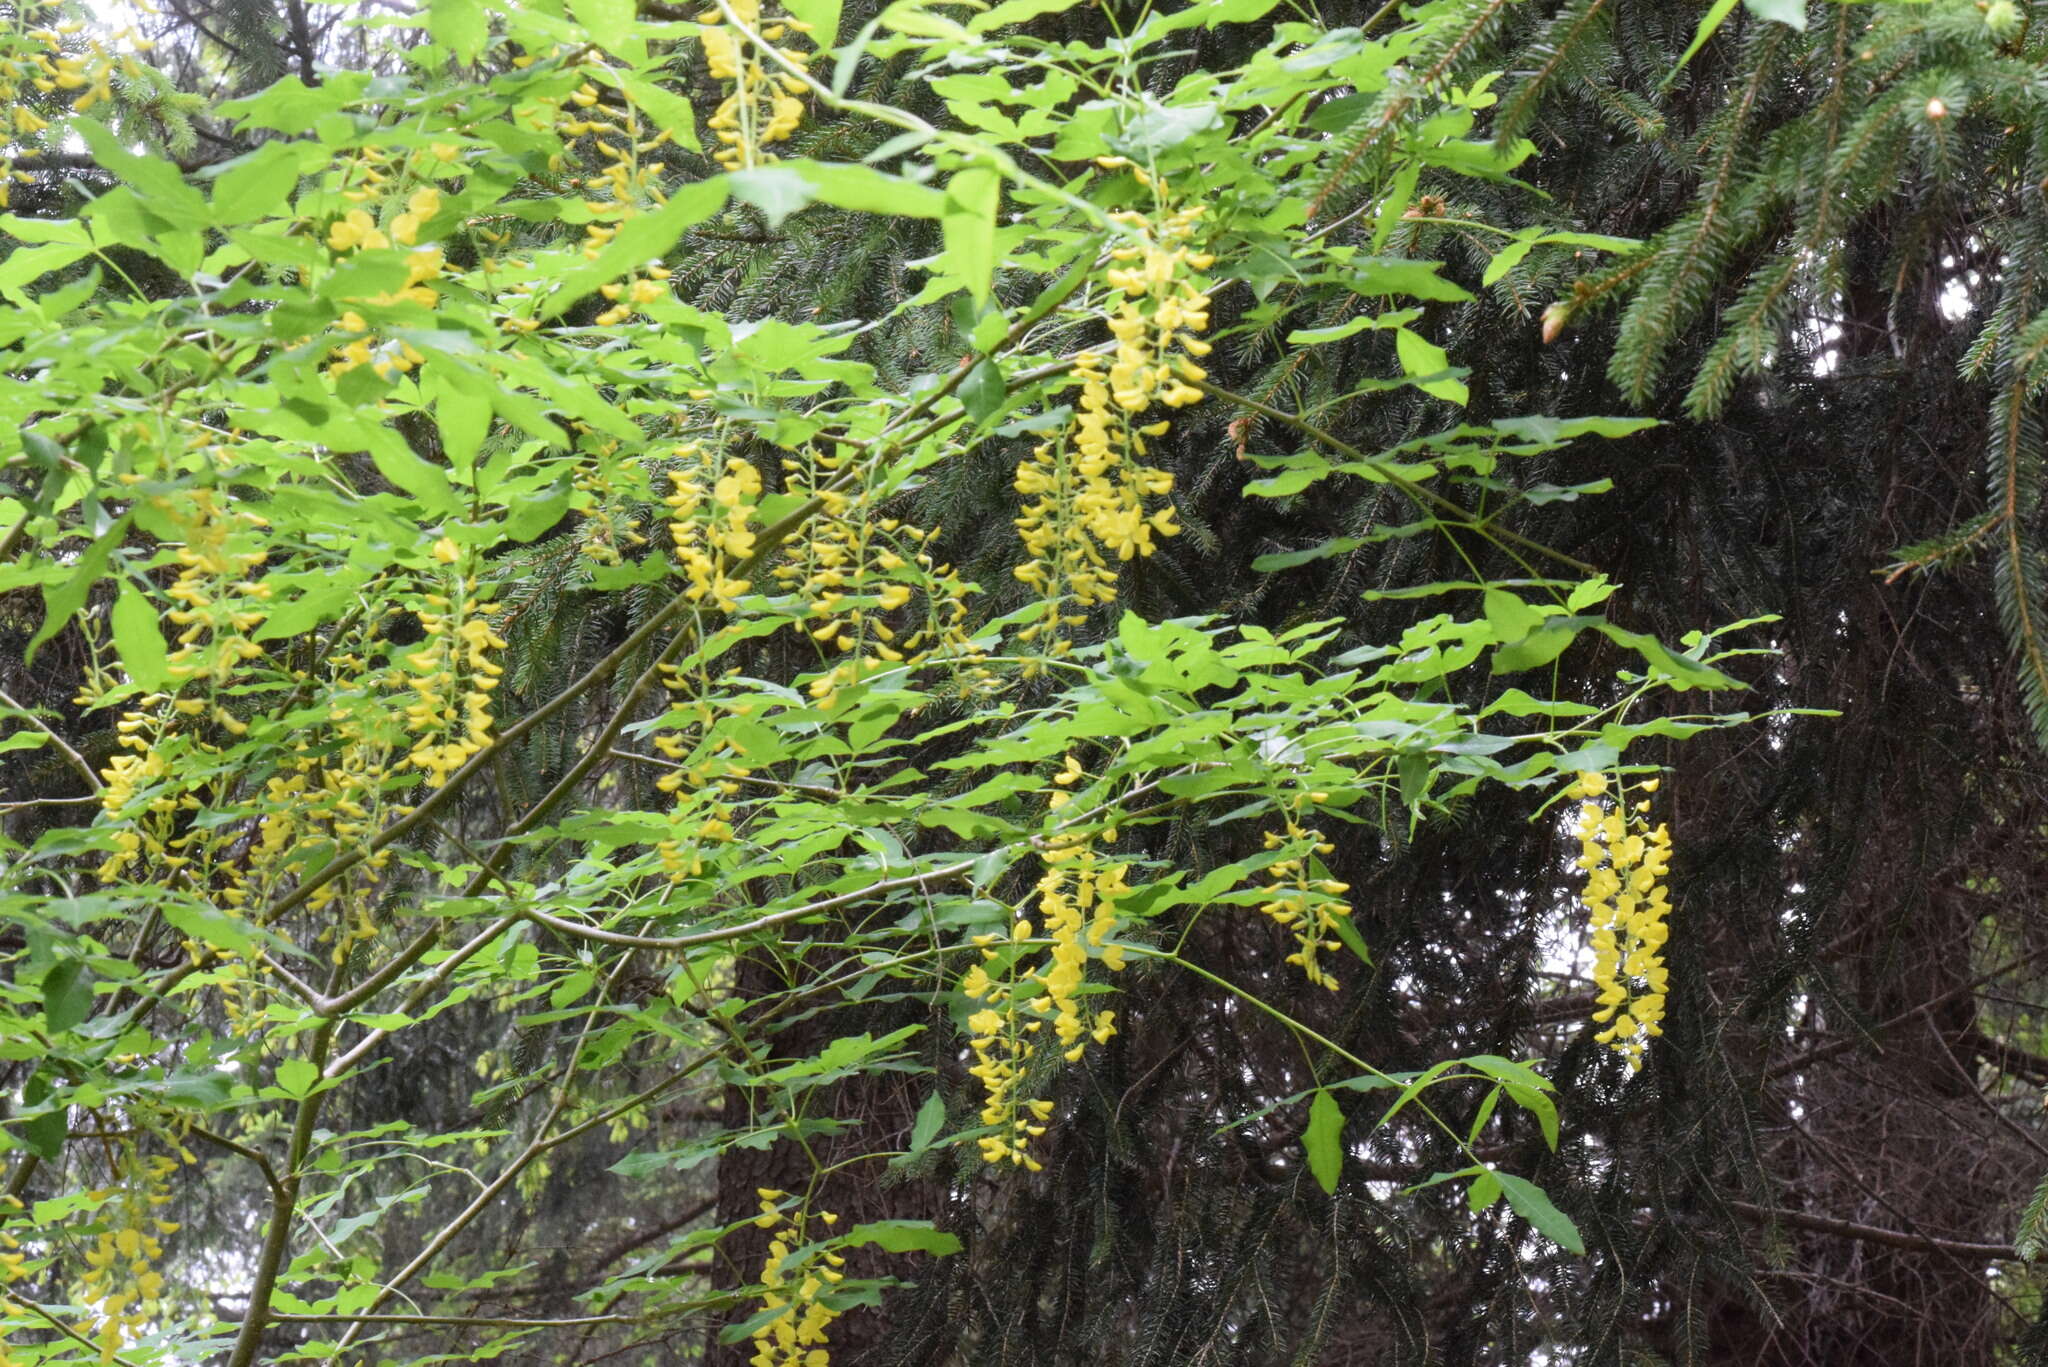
left=1966, top=1029, right=2048, bottom=1085
left=1766, top=949, right=2048, bottom=1081
left=1728, top=1200, right=2020, bottom=1262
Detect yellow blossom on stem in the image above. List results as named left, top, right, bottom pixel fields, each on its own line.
left=700, top=0, right=813, bottom=171
left=401, top=574, right=507, bottom=788
left=1568, top=771, right=1673, bottom=1072
left=747, top=1197, right=845, bottom=1367
left=1256, top=811, right=1353, bottom=990
left=666, top=445, right=763, bottom=611
left=963, top=822, right=1127, bottom=1169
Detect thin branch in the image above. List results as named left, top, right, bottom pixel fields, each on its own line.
left=0, top=686, right=101, bottom=793
left=272, top=1311, right=635, bottom=1328
left=519, top=859, right=975, bottom=951
left=1728, top=1200, right=2019, bottom=1262
left=1187, top=378, right=1597, bottom=576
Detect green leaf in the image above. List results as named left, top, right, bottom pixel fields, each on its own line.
left=968, top=0, right=1087, bottom=32
left=1251, top=537, right=1368, bottom=571
left=1494, top=1171, right=1584, bottom=1253
left=161, top=900, right=256, bottom=955
left=1742, top=0, right=1806, bottom=30
left=793, top=162, right=948, bottom=218
left=429, top=0, right=490, bottom=58
left=112, top=585, right=172, bottom=692
left=1467, top=1168, right=1503, bottom=1212
left=959, top=359, right=1006, bottom=422
left=73, top=119, right=209, bottom=230
left=1491, top=622, right=1581, bottom=674
left=909, top=1092, right=946, bottom=1152
left=434, top=387, right=491, bottom=475
left=613, top=73, right=703, bottom=153
left=784, top=0, right=844, bottom=44
left=364, top=431, right=457, bottom=512
left=42, top=959, right=91, bottom=1035
left=162, top=1070, right=234, bottom=1111
left=1591, top=623, right=1741, bottom=690
left=1348, top=257, right=1473, bottom=303
left=1394, top=327, right=1469, bottom=405
left=1110, top=102, right=1224, bottom=158
left=1285, top=308, right=1416, bottom=346
left=541, top=178, right=730, bottom=317
left=1329, top=907, right=1374, bottom=968
left=1481, top=589, right=1544, bottom=646
left=1493, top=415, right=1657, bottom=445
left=942, top=168, right=1000, bottom=307
left=1304, top=1088, right=1344, bottom=1195
left=208, top=142, right=315, bottom=224
left=1136, top=0, right=1280, bottom=36
left=0, top=242, right=90, bottom=295
left=19, top=1072, right=64, bottom=1159
left=571, top=0, right=637, bottom=49
left=28, top=516, right=128, bottom=664
left=274, top=1058, right=320, bottom=1099
left=1482, top=236, right=1538, bottom=287
left=842, top=1220, right=963, bottom=1255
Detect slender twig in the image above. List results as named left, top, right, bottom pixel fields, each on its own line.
left=0, top=686, right=100, bottom=793
left=273, top=1311, right=636, bottom=1328
left=1727, top=1200, right=2019, bottom=1261
left=189, top=1123, right=286, bottom=1201
left=1187, top=378, right=1597, bottom=575
left=518, top=860, right=976, bottom=951
left=223, top=1010, right=339, bottom=1367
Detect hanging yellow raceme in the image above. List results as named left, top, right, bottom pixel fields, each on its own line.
left=73, top=1141, right=183, bottom=1364
left=1014, top=174, right=1206, bottom=656
left=963, top=762, right=1126, bottom=1169
left=401, top=547, right=507, bottom=788
left=747, top=1193, right=844, bottom=1367
left=159, top=487, right=270, bottom=685
left=699, top=0, right=811, bottom=172
left=772, top=446, right=979, bottom=708
left=667, top=445, right=762, bottom=611
left=1568, top=771, right=1673, bottom=1072
left=1257, top=808, right=1354, bottom=991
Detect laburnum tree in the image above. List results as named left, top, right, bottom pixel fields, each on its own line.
left=0, top=1, right=2045, bottom=1366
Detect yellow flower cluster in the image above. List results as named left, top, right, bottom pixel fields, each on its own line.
left=667, top=446, right=763, bottom=611
left=233, top=658, right=398, bottom=941
left=770, top=449, right=978, bottom=709
left=555, top=76, right=681, bottom=321
left=748, top=1192, right=844, bottom=1367
left=700, top=0, right=811, bottom=171
left=74, top=1146, right=180, bottom=1363
left=651, top=745, right=744, bottom=881
left=1014, top=180, right=1212, bottom=655
left=596, top=263, right=673, bottom=326
left=1100, top=197, right=1214, bottom=412
left=96, top=704, right=173, bottom=882
left=964, top=783, right=1126, bottom=1169
left=1568, top=771, right=1673, bottom=1072
left=161, top=488, right=271, bottom=685
left=1013, top=356, right=1179, bottom=655
left=325, top=185, right=443, bottom=254
left=325, top=189, right=447, bottom=380
left=565, top=74, right=676, bottom=237
left=0, top=7, right=151, bottom=206
left=401, top=553, right=508, bottom=787
left=15, top=10, right=147, bottom=115
left=1256, top=812, right=1353, bottom=991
